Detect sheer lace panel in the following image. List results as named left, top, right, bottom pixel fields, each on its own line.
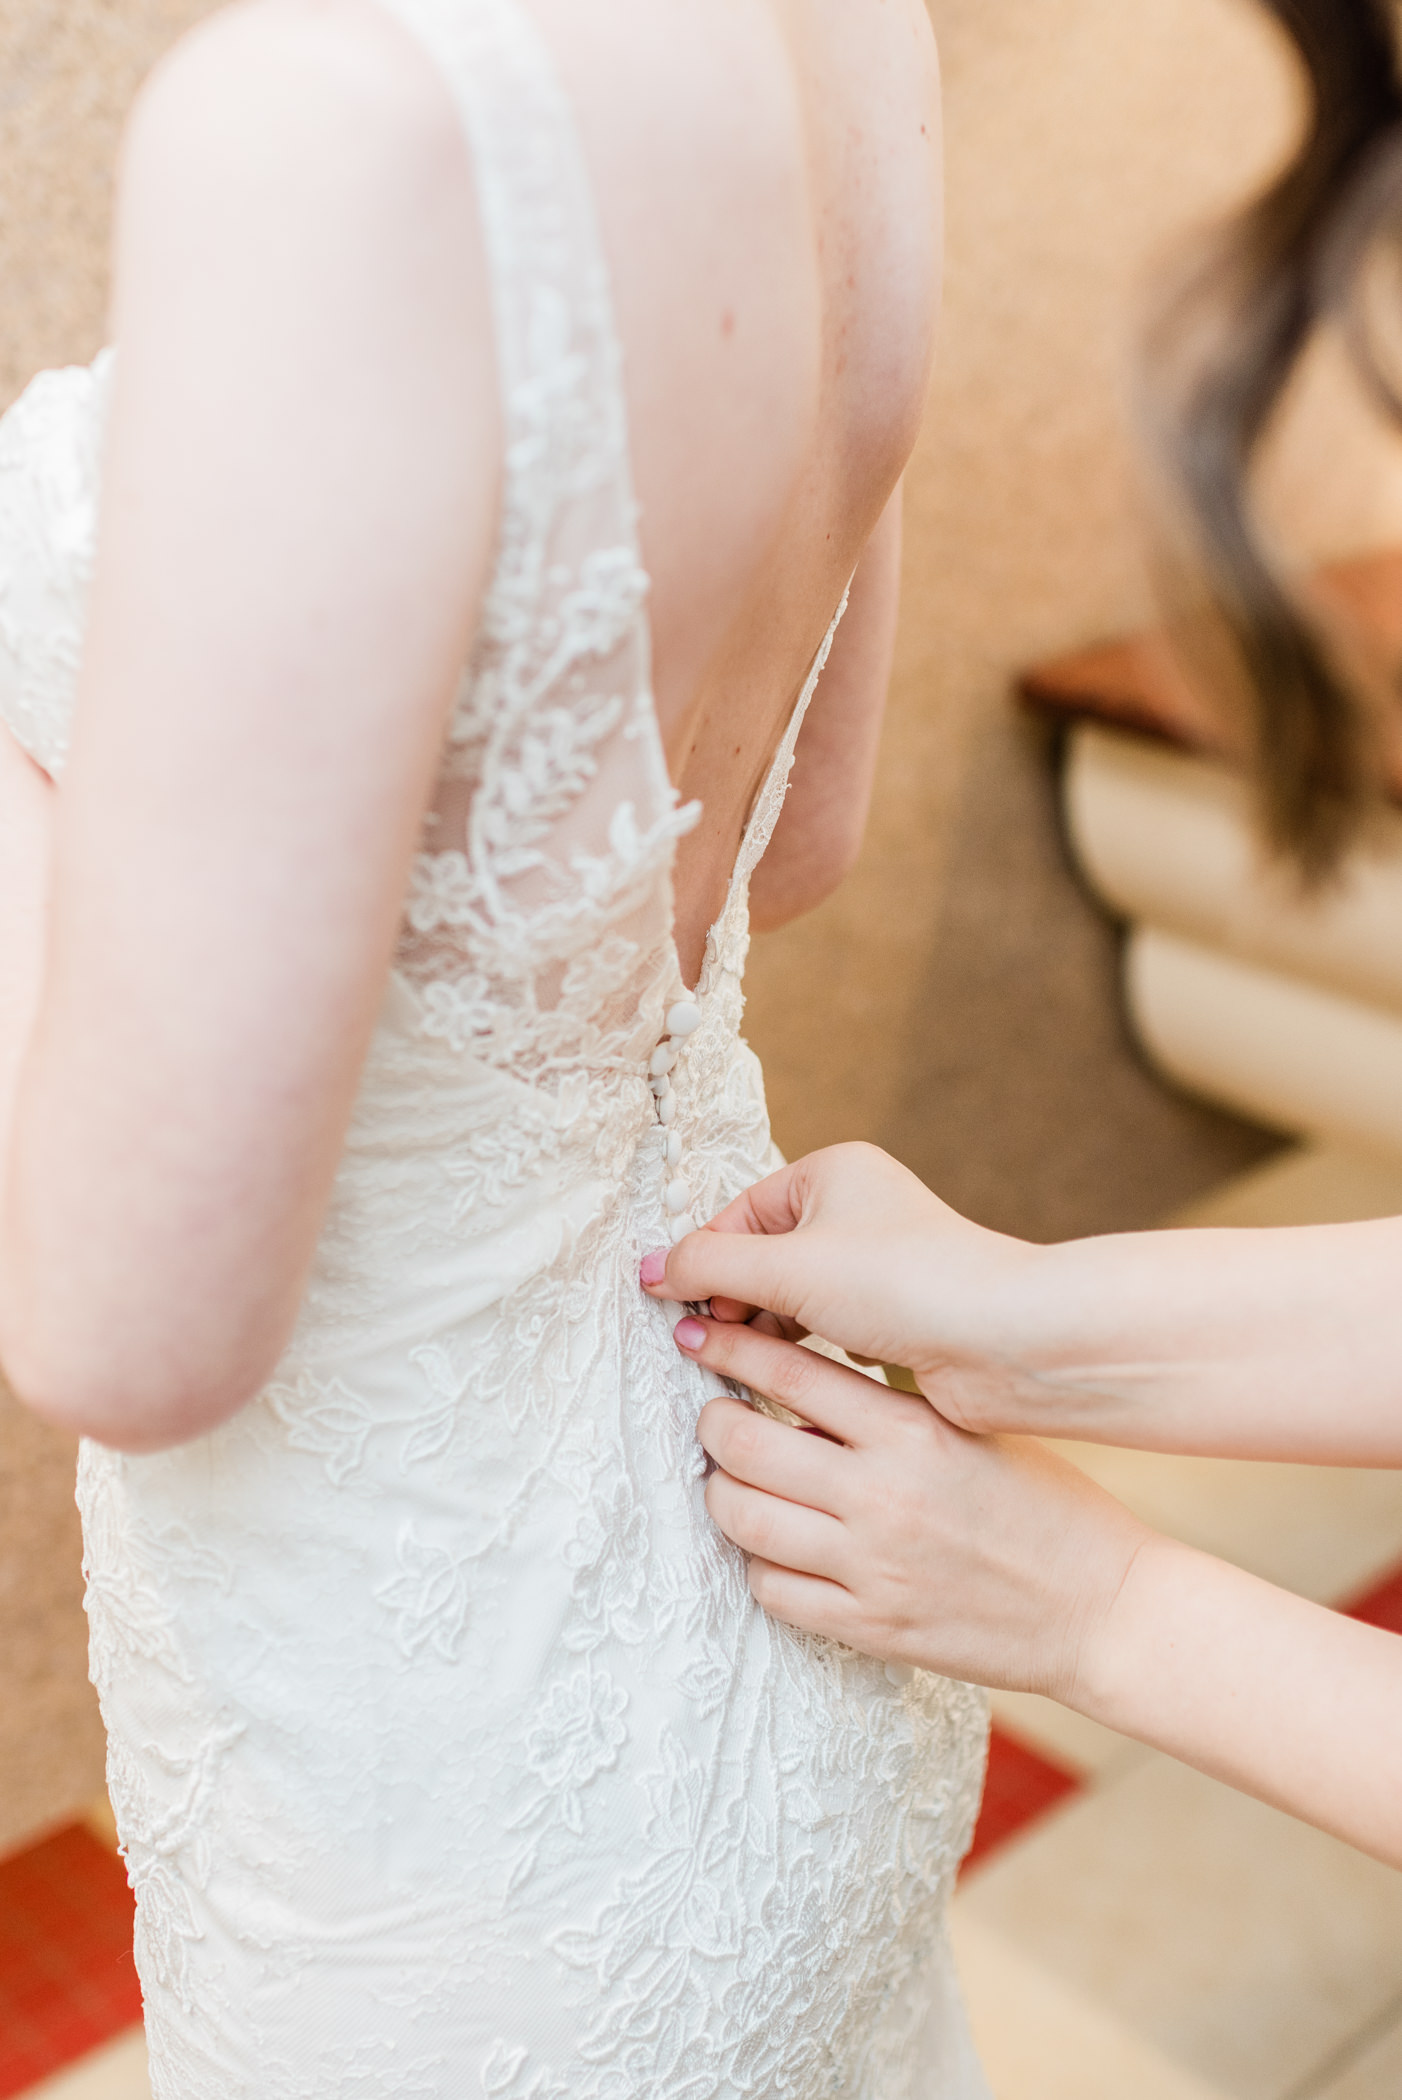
left=0, top=350, right=114, bottom=781
left=381, top=0, right=698, bottom=1082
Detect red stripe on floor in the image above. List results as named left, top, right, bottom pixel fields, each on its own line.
left=1343, top=1559, right=1402, bottom=1635
left=0, top=1822, right=141, bottom=2098
left=962, top=1723, right=1081, bottom=1876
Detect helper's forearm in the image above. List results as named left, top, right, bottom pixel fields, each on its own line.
left=1074, top=1533, right=1402, bottom=1866
left=986, top=1218, right=1402, bottom=1463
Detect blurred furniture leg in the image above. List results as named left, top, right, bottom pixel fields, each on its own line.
left=1023, top=549, right=1402, bottom=1160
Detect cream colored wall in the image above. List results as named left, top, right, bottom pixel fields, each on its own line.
left=0, top=0, right=224, bottom=407
left=746, top=0, right=1402, bottom=1238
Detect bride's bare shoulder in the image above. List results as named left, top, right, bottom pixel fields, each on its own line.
left=110, top=0, right=491, bottom=383
left=141, top=0, right=438, bottom=87
left=125, top=0, right=465, bottom=188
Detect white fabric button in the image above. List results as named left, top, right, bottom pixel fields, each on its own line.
left=669, top=1212, right=697, bottom=1242
left=884, top=1661, right=915, bottom=1688
left=665, top=1000, right=702, bottom=1037
left=665, top=1130, right=683, bottom=1166
left=649, top=1044, right=676, bottom=1076
left=657, top=1093, right=676, bottom=1126
left=665, top=1178, right=691, bottom=1214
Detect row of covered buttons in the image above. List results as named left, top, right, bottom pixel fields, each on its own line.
left=649, top=991, right=915, bottom=1691
left=650, top=998, right=702, bottom=1240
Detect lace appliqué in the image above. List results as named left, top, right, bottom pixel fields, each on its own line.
left=385, top=0, right=696, bottom=1098
left=0, top=349, right=113, bottom=780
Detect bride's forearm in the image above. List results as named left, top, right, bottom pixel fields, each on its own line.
left=974, top=1217, right=1402, bottom=1464
left=1071, top=1533, right=1402, bottom=1866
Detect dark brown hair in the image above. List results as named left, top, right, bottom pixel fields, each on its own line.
left=1144, top=0, right=1402, bottom=874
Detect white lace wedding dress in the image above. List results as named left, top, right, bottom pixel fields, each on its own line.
left=0, top=1, right=990, bottom=2092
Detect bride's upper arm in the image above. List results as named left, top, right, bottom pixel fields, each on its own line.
left=0, top=0, right=501, bottom=1449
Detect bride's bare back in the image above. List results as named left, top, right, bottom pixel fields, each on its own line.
left=526, top=0, right=942, bottom=972
left=0, top=0, right=939, bottom=1439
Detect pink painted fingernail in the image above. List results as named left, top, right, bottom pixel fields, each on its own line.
left=674, top=1317, right=706, bottom=1350
left=640, top=1250, right=668, bottom=1286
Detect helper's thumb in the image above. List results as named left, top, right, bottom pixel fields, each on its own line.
left=651, top=1223, right=805, bottom=1324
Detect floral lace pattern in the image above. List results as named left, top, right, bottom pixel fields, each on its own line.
left=0, top=349, right=113, bottom=778
left=0, top=0, right=990, bottom=2093
left=383, top=0, right=696, bottom=1092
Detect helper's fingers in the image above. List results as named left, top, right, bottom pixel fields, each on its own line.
left=678, top=1317, right=894, bottom=1445
left=704, top=1470, right=850, bottom=1584
left=639, top=1160, right=815, bottom=1312
left=697, top=1395, right=853, bottom=1512
left=642, top=1223, right=804, bottom=1319
left=706, top=1300, right=808, bottom=1340
left=743, top=1557, right=871, bottom=1649
left=695, top=1160, right=807, bottom=1241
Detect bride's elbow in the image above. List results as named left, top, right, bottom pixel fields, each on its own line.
left=0, top=1305, right=274, bottom=1453
left=748, top=825, right=863, bottom=932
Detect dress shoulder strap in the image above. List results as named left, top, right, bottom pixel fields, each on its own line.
left=378, top=0, right=624, bottom=469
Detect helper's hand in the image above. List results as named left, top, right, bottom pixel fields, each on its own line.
left=674, top=1309, right=1149, bottom=1698
left=680, top=1312, right=1402, bottom=1874
left=641, top=1142, right=1046, bottom=1434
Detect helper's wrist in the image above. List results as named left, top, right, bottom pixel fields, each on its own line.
left=1064, top=1525, right=1183, bottom=1735
left=957, top=1232, right=1169, bottom=1440
left=905, top=1235, right=1076, bottom=1437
